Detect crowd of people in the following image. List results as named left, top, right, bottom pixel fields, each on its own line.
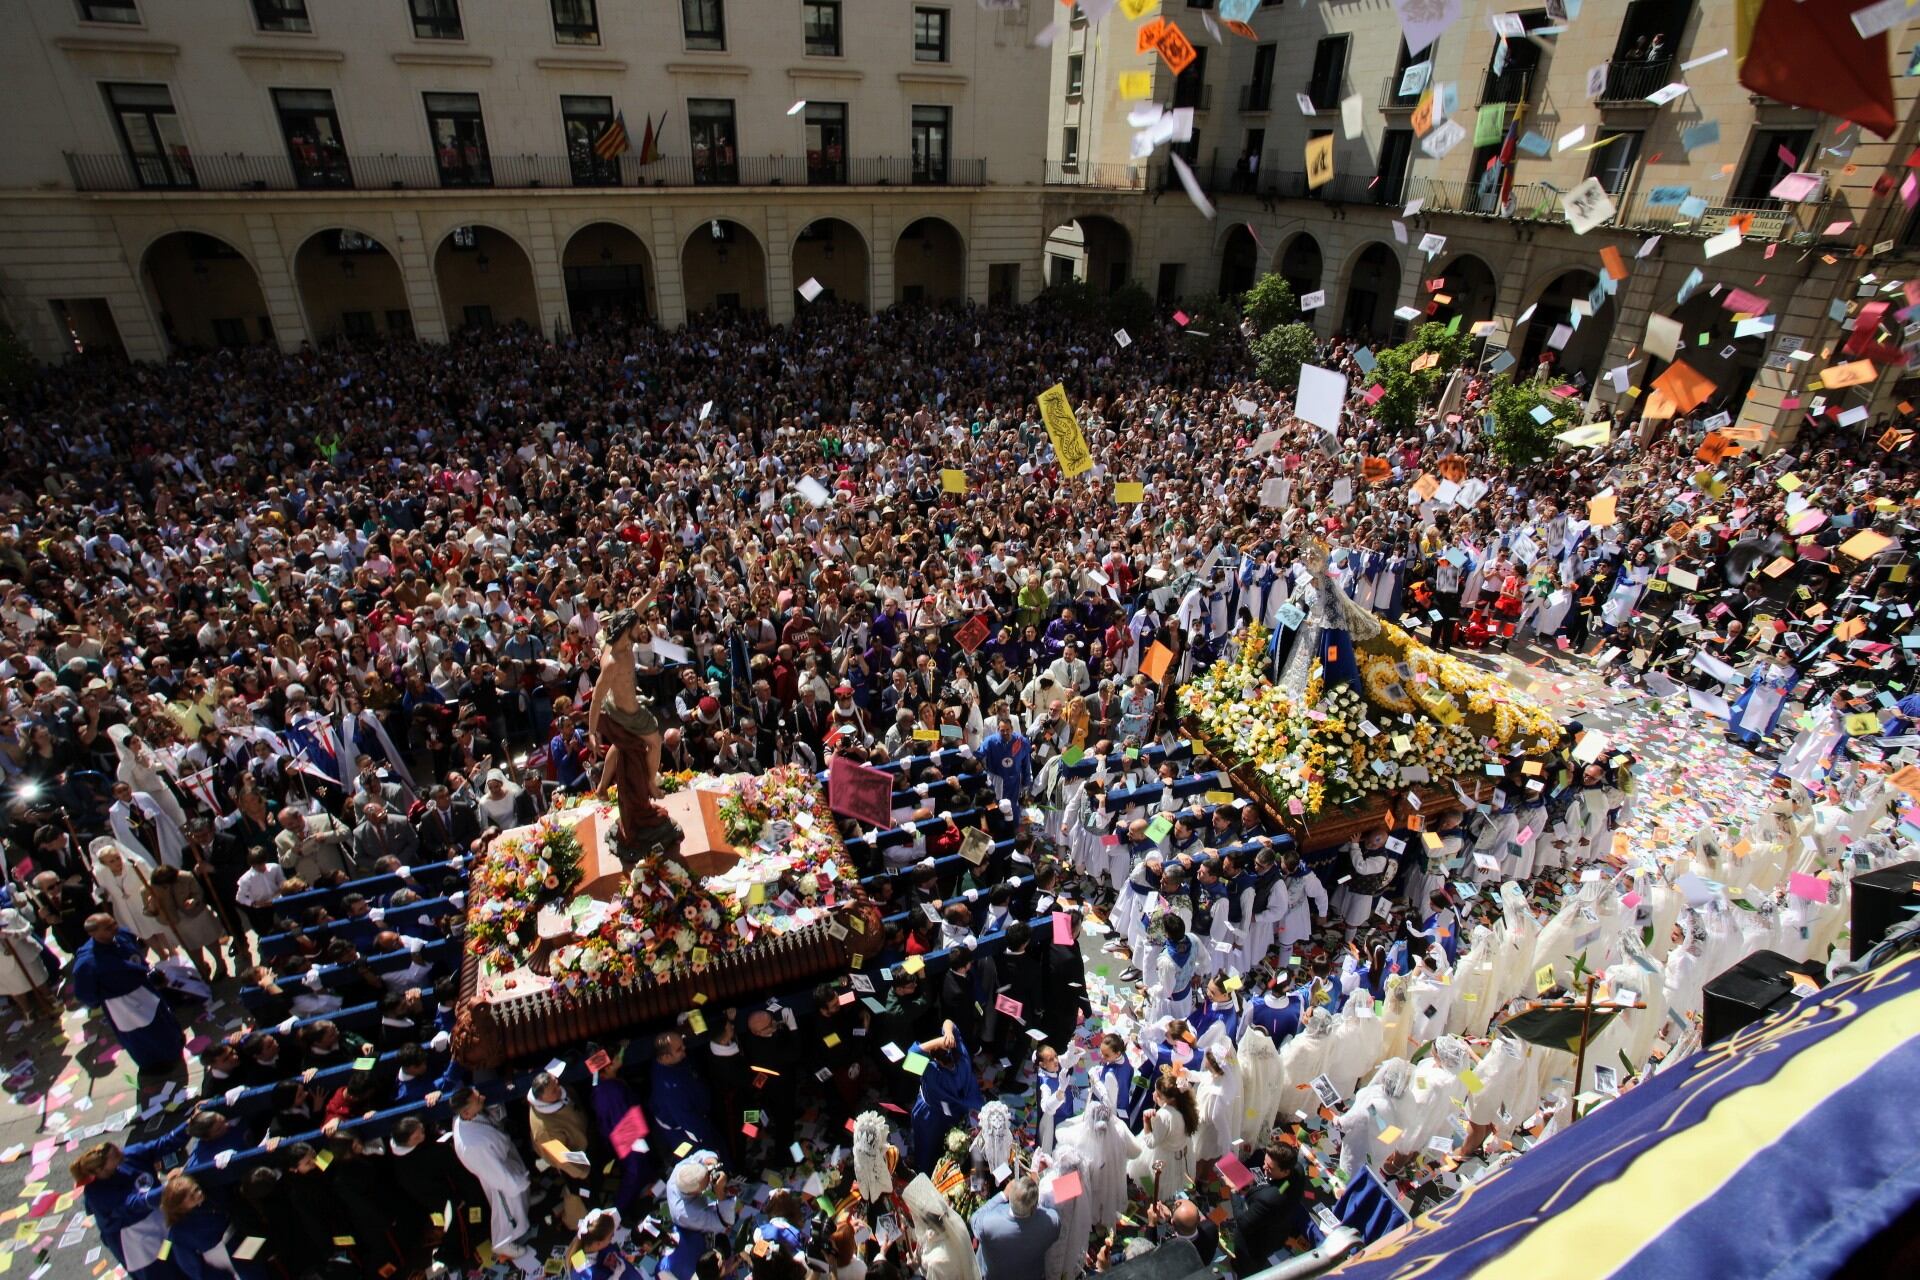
left=0, top=291, right=1914, bottom=1280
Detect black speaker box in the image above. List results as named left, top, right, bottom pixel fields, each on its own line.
left=1850, top=860, right=1920, bottom=960
left=1702, top=949, right=1825, bottom=1047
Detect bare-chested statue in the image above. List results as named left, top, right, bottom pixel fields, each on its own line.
left=588, top=601, right=668, bottom=848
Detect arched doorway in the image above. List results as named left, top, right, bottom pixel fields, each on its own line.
left=1218, top=223, right=1259, bottom=298
left=1042, top=215, right=1131, bottom=294
left=792, top=218, right=870, bottom=310
left=681, top=219, right=768, bottom=314
left=1431, top=254, right=1498, bottom=329
left=433, top=225, right=539, bottom=332
left=563, top=222, right=652, bottom=327
left=1340, top=242, right=1401, bottom=342
left=141, top=231, right=272, bottom=352
left=1515, top=269, right=1612, bottom=388
left=1278, top=233, right=1323, bottom=303
left=895, top=217, right=965, bottom=303
left=294, top=228, right=412, bottom=342
left=1642, top=289, right=1764, bottom=418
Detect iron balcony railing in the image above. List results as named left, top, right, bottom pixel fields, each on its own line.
left=1044, top=162, right=1147, bottom=188
left=1417, top=177, right=1811, bottom=241
left=1596, top=57, right=1674, bottom=104
left=62, top=150, right=987, bottom=193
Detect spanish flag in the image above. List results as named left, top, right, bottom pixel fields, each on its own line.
left=593, top=111, right=630, bottom=161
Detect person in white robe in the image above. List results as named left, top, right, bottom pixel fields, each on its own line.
left=1322, top=988, right=1386, bottom=1099
left=1402, top=1037, right=1475, bottom=1157
left=1275, top=1008, right=1335, bottom=1120
left=1461, top=1029, right=1538, bottom=1155
left=1039, top=1146, right=1094, bottom=1280
left=1332, top=1058, right=1419, bottom=1178
left=451, top=1089, right=540, bottom=1271
left=0, top=907, right=53, bottom=1019
left=900, top=1174, right=979, bottom=1280
left=107, top=726, right=187, bottom=831
left=1375, top=974, right=1414, bottom=1068
left=1446, top=923, right=1503, bottom=1038
left=88, top=840, right=177, bottom=959
left=1404, top=951, right=1456, bottom=1046
left=108, top=786, right=187, bottom=869
left=1126, top=1070, right=1196, bottom=1203
left=1278, top=857, right=1324, bottom=952
left=1235, top=1025, right=1286, bottom=1153
left=1190, top=1030, right=1241, bottom=1165
left=1056, top=1075, right=1138, bottom=1241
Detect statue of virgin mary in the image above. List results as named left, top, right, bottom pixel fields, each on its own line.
left=1278, top=540, right=1381, bottom=696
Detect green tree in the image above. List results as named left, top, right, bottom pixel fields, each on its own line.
left=1104, top=282, right=1155, bottom=336
left=1252, top=322, right=1318, bottom=389
left=1241, top=273, right=1298, bottom=334
left=1404, top=319, right=1474, bottom=370
left=1485, top=378, right=1579, bottom=464
left=1365, top=345, right=1428, bottom=433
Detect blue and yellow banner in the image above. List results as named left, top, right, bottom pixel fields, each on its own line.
left=1333, top=951, right=1920, bottom=1279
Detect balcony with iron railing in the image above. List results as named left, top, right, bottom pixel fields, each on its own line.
left=61, top=149, right=988, bottom=193
left=1239, top=82, right=1273, bottom=113
left=1379, top=74, right=1423, bottom=111
left=1595, top=57, right=1674, bottom=105
left=1416, top=177, right=1812, bottom=241
left=1044, top=161, right=1147, bottom=188
left=1478, top=68, right=1533, bottom=107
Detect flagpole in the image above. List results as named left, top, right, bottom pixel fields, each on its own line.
left=1570, top=972, right=1598, bottom=1124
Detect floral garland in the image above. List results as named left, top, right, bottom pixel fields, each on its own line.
left=1183, top=621, right=1554, bottom=819
left=465, top=816, right=584, bottom=971
left=542, top=765, right=861, bottom=994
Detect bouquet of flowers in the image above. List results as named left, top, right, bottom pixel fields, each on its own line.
left=465, top=816, right=584, bottom=971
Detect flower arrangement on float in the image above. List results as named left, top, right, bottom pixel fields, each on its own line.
left=465, top=815, right=584, bottom=970
left=1183, top=619, right=1556, bottom=819
left=540, top=765, right=859, bottom=994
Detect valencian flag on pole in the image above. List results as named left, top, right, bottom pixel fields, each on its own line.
left=1328, top=950, right=1920, bottom=1280
left=638, top=112, right=666, bottom=165
left=594, top=111, right=630, bottom=161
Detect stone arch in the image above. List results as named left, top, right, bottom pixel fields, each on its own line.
left=1276, top=232, right=1324, bottom=303
left=139, top=230, right=272, bottom=352
left=791, top=217, right=871, bottom=310
left=1218, top=223, right=1260, bottom=298
left=1337, top=241, right=1402, bottom=342
left=1514, top=268, right=1612, bottom=387
left=1041, top=213, right=1132, bottom=294
left=292, top=227, right=412, bottom=342
left=432, top=224, right=539, bottom=332
left=1431, top=253, right=1499, bottom=329
left=681, top=218, right=768, bottom=315
left=562, top=220, right=655, bottom=326
left=895, top=216, right=966, bottom=304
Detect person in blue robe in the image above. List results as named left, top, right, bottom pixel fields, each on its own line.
left=71, top=917, right=184, bottom=1076
left=72, top=1119, right=191, bottom=1279
left=979, top=717, right=1033, bottom=824
left=1242, top=982, right=1304, bottom=1045
left=1188, top=976, right=1243, bottom=1043
left=1089, top=1034, right=1135, bottom=1117
left=909, top=1021, right=983, bottom=1171
left=1728, top=656, right=1800, bottom=747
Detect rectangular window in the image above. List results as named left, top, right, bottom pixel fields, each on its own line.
left=102, top=82, right=193, bottom=189
left=341, top=310, right=376, bottom=339
left=1733, top=127, right=1813, bottom=203
left=1376, top=127, right=1414, bottom=204
left=251, top=0, right=310, bottom=33
left=561, top=94, right=619, bottom=186
left=424, top=92, right=491, bottom=186
left=913, top=8, right=948, bottom=62
left=210, top=317, right=249, bottom=348
left=688, top=98, right=738, bottom=184
left=409, top=0, right=462, bottom=40
left=1067, top=54, right=1083, bottom=96
left=550, top=0, right=598, bottom=45
left=1388, top=38, right=1431, bottom=106
left=1481, top=10, right=1550, bottom=105
left=1245, top=43, right=1275, bottom=111
left=911, top=105, right=950, bottom=183
left=462, top=304, right=494, bottom=328
left=803, top=1, right=841, bottom=56
left=804, top=101, right=847, bottom=183
left=1308, top=34, right=1349, bottom=110
left=1173, top=46, right=1208, bottom=111
left=1061, top=126, right=1079, bottom=168
left=79, top=1, right=140, bottom=22
left=273, top=87, right=351, bottom=189
left=683, top=0, right=726, bottom=51
left=1585, top=127, right=1641, bottom=195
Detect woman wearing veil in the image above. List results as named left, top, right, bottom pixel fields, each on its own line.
left=1039, top=1147, right=1093, bottom=1280
left=1322, top=988, right=1387, bottom=1098
left=900, top=1173, right=980, bottom=1280
left=1056, top=1071, right=1139, bottom=1237
left=1276, top=1008, right=1335, bottom=1119
left=107, top=726, right=188, bottom=832
left=1235, top=1022, right=1286, bottom=1153
left=1333, top=1058, right=1419, bottom=1178
left=1277, top=541, right=1381, bottom=696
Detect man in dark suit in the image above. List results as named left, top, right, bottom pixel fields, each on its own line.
left=351, top=797, right=420, bottom=870
left=1230, top=1145, right=1307, bottom=1275
left=1039, top=910, right=1092, bottom=1052
left=1157, top=1197, right=1221, bottom=1264
left=414, top=784, right=482, bottom=860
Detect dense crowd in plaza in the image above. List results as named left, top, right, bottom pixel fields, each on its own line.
left=0, top=290, right=1915, bottom=1280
